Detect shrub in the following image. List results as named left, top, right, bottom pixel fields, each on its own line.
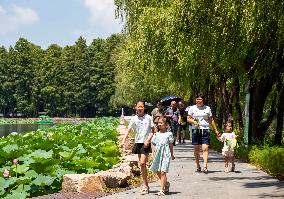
left=249, top=145, right=284, bottom=179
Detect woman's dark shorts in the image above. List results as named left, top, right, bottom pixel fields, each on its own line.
left=179, top=124, right=187, bottom=131
left=192, top=129, right=210, bottom=145
left=132, top=143, right=151, bottom=154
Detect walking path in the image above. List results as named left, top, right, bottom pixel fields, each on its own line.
left=102, top=142, right=284, bottom=199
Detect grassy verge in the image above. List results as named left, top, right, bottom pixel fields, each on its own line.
left=210, top=132, right=284, bottom=180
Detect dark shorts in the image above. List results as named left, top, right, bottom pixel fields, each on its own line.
left=192, top=129, right=210, bottom=145
left=170, top=124, right=179, bottom=136
left=132, top=143, right=151, bottom=154
left=179, top=125, right=187, bottom=131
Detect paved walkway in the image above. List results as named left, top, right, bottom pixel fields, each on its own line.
left=102, top=142, right=284, bottom=199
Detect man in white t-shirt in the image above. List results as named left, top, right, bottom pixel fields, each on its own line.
left=187, top=93, right=220, bottom=174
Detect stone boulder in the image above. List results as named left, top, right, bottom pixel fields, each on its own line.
left=62, top=171, right=131, bottom=193
left=62, top=174, right=104, bottom=193
left=95, top=170, right=131, bottom=188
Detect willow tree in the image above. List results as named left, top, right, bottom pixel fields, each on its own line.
left=114, top=0, right=284, bottom=143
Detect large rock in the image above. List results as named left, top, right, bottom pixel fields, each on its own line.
left=62, top=171, right=131, bottom=193
left=96, top=170, right=131, bottom=188
left=62, top=174, right=104, bottom=193
left=111, top=156, right=140, bottom=177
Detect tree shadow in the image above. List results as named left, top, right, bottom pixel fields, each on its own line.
left=208, top=175, right=284, bottom=190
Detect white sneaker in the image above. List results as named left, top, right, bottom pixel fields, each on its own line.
left=224, top=167, right=229, bottom=173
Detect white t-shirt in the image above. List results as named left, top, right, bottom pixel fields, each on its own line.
left=128, top=114, right=154, bottom=143
left=187, top=105, right=212, bottom=129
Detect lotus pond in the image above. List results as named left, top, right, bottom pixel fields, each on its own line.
left=0, top=117, right=121, bottom=199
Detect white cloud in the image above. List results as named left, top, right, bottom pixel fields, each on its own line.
left=83, top=0, right=116, bottom=25
left=74, top=0, right=122, bottom=43
left=0, top=4, right=39, bottom=35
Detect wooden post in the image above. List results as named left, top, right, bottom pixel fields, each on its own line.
left=244, top=82, right=252, bottom=146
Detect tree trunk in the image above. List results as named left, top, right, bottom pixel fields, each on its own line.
left=233, top=75, right=243, bottom=129
left=208, top=84, right=216, bottom=115
left=274, top=84, right=284, bottom=145
left=251, top=77, right=277, bottom=142
left=220, top=76, right=232, bottom=123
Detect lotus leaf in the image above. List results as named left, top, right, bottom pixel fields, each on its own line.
left=32, top=175, right=54, bottom=186
left=2, top=144, right=19, bottom=153
left=0, top=177, right=10, bottom=189
left=59, top=151, right=72, bottom=159
left=13, top=165, right=29, bottom=174
left=53, top=169, right=75, bottom=179
left=3, top=191, right=27, bottom=199
left=24, top=170, right=38, bottom=179
left=30, top=150, right=53, bottom=160
left=16, top=176, right=32, bottom=184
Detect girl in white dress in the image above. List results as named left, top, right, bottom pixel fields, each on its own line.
left=151, top=116, right=175, bottom=196
left=218, top=121, right=238, bottom=172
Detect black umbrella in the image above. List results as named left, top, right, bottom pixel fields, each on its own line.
left=160, top=96, right=182, bottom=106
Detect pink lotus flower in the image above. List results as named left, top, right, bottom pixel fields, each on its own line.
left=12, top=159, right=18, bottom=165
left=3, top=169, right=9, bottom=178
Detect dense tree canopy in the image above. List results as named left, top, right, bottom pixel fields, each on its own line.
left=0, top=34, right=123, bottom=117
left=113, top=0, right=284, bottom=144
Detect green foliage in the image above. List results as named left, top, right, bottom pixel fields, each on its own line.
left=113, top=0, right=284, bottom=144
left=249, top=145, right=284, bottom=179
left=210, top=132, right=283, bottom=178
left=0, top=34, right=123, bottom=117
left=0, top=118, right=121, bottom=198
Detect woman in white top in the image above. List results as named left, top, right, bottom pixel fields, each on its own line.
left=187, top=93, right=220, bottom=173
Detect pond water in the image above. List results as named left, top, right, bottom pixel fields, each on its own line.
left=0, top=124, right=54, bottom=137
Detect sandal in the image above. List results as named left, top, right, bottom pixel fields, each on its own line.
left=203, top=167, right=208, bottom=174
left=140, top=185, right=149, bottom=195
left=165, top=181, right=170, bottom=193
left=196, top=166, right=202, bottom=172
left=231, top=164, right=235, bottom=172
left=158, top=190, right=166, bottom=196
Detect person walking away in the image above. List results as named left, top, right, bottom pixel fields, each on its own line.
left=120, top=100, right=154, bottom=195
left=187, top=93, right=220, bottom=173
left=217, top=120, right=238, bottom=172
left=178, top=101, right=187, bottom=143
left=165, top=101, right=181, bottom=145
left=151, top=101, right=164, bottom=133
left=150, top=116, right=175, bottom=196
left=185, top=105, right=193, bottom=140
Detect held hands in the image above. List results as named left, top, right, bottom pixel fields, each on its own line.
left=193, top=121, right=200, bottom=128
left=215, top=130, right=221, bottom=137
left=144, top=140, right=150, bottom=148
left=150, top=153, right=154, bottom=160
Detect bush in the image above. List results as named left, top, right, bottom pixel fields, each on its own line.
left=249, top=145, right=284, bottom=179
left=210, top=131, right=284, bottom=179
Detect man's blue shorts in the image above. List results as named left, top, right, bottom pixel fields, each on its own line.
left=192, top=129, right=210, bottom=145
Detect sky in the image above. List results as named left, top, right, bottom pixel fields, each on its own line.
left=0, top=0, right=123, bottom=48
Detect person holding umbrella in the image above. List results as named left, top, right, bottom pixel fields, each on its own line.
left=165, top=101, right=181, bottom=145
left=151, top=101, right=165, bottom=132
left=187, top=93, right=220, bottom=173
